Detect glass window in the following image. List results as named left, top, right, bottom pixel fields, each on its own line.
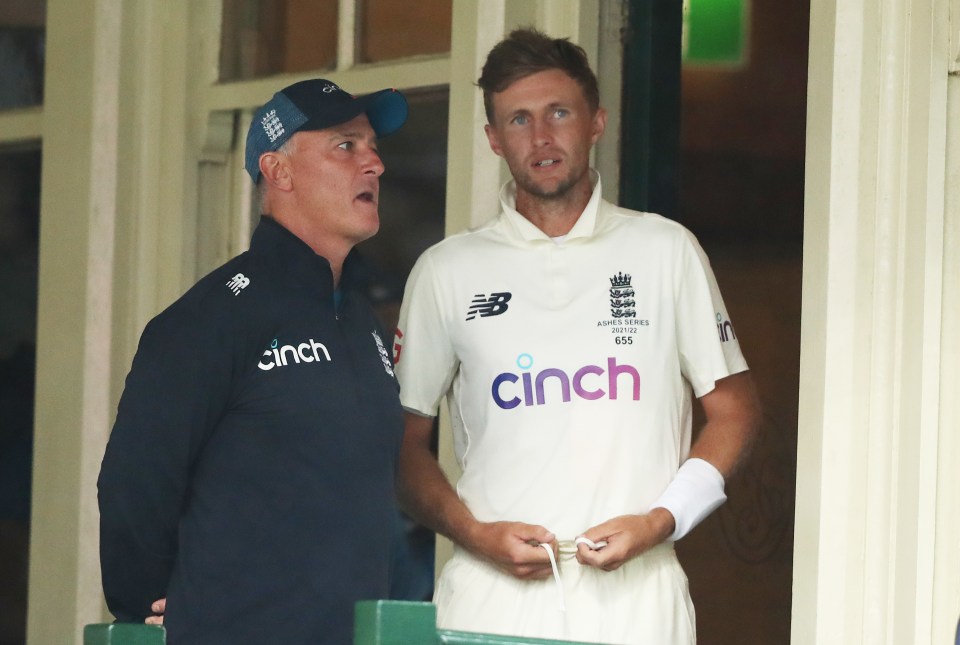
left=356, top=0, right=451, bottom=64
left=354, top=88, right=447, bottom=335
left=220, top=0, right=453, bottom=81
left=220, top=0, right=338, bottom=82
left=0, top=1, right=46, bottom=110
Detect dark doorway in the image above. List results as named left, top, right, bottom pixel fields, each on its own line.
left=620, top=1, right=807, bottom=642
left=0, top=146, right=40, bottom=645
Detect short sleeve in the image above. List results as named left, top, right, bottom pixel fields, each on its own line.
left=674, top=230, right=749, bottom=397
left=393, top=250, right=460, bottom=416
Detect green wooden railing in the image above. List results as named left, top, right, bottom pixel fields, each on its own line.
left=83, top=623, right=165, bottom=645
left=355, top=601, right=601, bottom=644
left=84, top=600, right=602, bottom=645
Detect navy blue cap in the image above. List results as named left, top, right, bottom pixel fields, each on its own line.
left=244, top=79, right=408, bottom=182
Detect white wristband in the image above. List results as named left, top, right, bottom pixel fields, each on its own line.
left=651, top=458, right=727, bottom=542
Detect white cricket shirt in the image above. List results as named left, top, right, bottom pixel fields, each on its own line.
left=394, top=173, right=747, bottom=540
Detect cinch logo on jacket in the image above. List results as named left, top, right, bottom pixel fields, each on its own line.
left=491, top=353, right=641, bottom=409
left=258, top=338, right=331, bottom=371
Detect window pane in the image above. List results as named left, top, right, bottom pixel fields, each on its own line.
left=355, top=88, right=447, bottom=336
left=357, top=0, right=451, bottom=64
left=0, top=1, right=46, bottom=110
left=0, top=145, right=41, bottom=645
left=220, top=0, right=338, bottom=82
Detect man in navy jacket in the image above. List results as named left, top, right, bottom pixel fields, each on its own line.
left=98, top=79, right=408, bottom=645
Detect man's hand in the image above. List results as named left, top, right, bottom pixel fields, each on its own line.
left=576, top=509, right=675, bottom=571
left=467, top=521, right=557, bottom=580
left=144, top=598, right=165, bottom=626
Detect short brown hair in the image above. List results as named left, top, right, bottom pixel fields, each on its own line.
left=477, top=28, right=600, bottom=124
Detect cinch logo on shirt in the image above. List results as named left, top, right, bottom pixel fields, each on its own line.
left=466, top=292, right=512, bottom=320
left=491, top=353, right=641, bottom=409
left=258, top=337, right=331, bottom=371
left=716, top=313, right=737, bottom=342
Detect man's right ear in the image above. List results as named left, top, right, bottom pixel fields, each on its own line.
left=484, top=124, right=504, bottom=158
left=258, top=152, right=293, bottom=191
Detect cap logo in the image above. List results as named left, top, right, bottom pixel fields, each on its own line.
left=322, top=83, right=340, bottom=93
left=260, top=108, right=286, bottom=143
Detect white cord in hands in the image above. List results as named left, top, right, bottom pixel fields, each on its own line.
left=537, top=537, right=608, bottom=612
left=650, top=457, right=727, bottom=541
left=537, top=543, right=565, bottom=612
left=574, top=536, right=608, bottom=550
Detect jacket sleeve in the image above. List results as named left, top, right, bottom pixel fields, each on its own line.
left=97, top=303, right=233, bottom=621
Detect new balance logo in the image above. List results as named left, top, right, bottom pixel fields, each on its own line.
left=466, top=292, right=512, bottom=320
left=226, top=273, right=250, bottom=295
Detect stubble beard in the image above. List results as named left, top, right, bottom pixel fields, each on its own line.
left=512, top=162, right=588, bottom=203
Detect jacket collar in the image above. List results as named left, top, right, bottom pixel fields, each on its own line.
left=248, top=216, right=365, bottom=299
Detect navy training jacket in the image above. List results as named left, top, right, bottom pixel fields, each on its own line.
left=98, top=217, right=404, bottom=644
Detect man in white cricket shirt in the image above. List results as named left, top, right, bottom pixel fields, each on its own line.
left=394, top=28, right=761, bottom=645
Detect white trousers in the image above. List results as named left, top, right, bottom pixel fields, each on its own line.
left=434, top=542, right=696, bottom=645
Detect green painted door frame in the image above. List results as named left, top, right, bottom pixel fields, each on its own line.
left=618, top=0, right=682, bottom=221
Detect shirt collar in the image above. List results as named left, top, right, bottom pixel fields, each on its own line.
left=499, top=169, right=603, bottom=243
